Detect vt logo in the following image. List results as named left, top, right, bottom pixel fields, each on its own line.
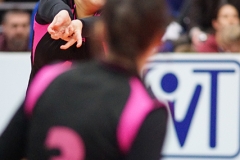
left=143, top=57, right=240, bottom=159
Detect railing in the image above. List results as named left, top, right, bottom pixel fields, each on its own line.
left=0, top=2, right=37, bottom=10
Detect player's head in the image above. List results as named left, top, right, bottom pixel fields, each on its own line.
left=99, top=0, right=169, bottom=72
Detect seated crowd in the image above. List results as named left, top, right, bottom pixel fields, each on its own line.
left=161, top=0, right=240, bottom=53
left=1, top=0, right=240, bottom=53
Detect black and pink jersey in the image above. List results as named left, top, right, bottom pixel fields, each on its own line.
left=29, top=0, right=102, bottom=83
left=0, top=61, right=168, bottom=160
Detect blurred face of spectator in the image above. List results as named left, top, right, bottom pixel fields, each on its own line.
left=2, top=11, right=30, bottom=51
left=212, top=4, right=240, bottom=31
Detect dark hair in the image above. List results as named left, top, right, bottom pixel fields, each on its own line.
left=212, top=3, right=238, bottom=20
left=2, top=9, right=30, bottom=24
left=102, top=0, right=169, bottom=61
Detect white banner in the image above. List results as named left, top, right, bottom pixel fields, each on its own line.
left=0, top=52, right=31, bottom=135
left=143, top=54, right=240, bottom=160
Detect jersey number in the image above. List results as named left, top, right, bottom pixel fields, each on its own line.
left=45, top=126, right=85, bottom=160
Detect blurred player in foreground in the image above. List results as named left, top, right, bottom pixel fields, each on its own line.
left=0, top=0, right=169, bottom=159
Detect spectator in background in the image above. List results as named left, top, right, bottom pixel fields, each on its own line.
left=218, top=24, right=240, bottom=52
left=0, top=9, right=30, bottom=51
left=187, top=0, right=240, bottom=50
left=162, top=0, right=190, bottom=41
left=161, top=0, right=240, bottom=53
left=159, top=0, right=193, bottom=53
left=166, top=0, right=186, bottom=19
left=196, top=4, right=240, bottom=53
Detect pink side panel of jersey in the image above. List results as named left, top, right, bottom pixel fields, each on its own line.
left=117, top=77, right=163, bottom=154
left=32, top=20, right=49, bottom=64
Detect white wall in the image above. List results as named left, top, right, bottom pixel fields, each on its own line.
left=0, top=52, right=31, bottom=134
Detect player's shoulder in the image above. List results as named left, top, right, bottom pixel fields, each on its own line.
left=28, top=61, right=73, bottom=93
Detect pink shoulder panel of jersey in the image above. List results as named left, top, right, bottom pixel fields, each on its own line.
left=117, top=77, right=165, bottom=154
left=25, top=62, right=72, bottom=116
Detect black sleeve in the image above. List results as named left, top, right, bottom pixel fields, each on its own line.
left=36, top=0, right=100, bottom=37
left=37, top=0, right=73, bottom=24
left=125, top=107, right=168, bottom=160
left=79, top=16, right=100, bottom=37
left=0, top=104, right=29, bottom=160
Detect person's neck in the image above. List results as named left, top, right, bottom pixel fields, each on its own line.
left=215, top=31, right=225, bottom=51
left=75, top=1, right=97, bottom=18
left=104, top=45, right=155, bottom=75
left=105, top=53, right=138, bottom=74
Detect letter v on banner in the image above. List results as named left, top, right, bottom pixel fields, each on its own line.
left=142, top=54, right=240, bottom=159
